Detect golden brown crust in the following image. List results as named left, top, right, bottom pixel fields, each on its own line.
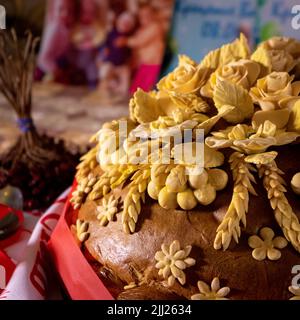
left=78, top=144, right=300, bottom=300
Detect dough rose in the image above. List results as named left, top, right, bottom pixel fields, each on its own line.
left=201, top=59, right=260, bottom=98
left=157, top=55, right=209, bottom=94
left=267, top=49, right=295, bottom=72
left=250, top=72, right=300, bottom=110
left=260, top=36, right=300, bottom=58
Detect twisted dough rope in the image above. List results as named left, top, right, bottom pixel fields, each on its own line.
left=258, top=161, right=300, bottom=253
left=214, top=152, right=257, bottom=250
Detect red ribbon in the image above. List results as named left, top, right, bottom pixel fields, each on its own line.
left=0, top=250, right=15, bottom=294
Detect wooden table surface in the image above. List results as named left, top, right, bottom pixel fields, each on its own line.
left=0, top=83, right=129, bottom=155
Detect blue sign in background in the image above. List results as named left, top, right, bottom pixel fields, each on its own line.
left=165, top=0, right=300, bottom=75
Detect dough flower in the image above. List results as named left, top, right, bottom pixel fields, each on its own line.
left=71, top=219, right=90, bottom=243
left=201, top=59, right=260, bottom=97
left=97, top=195, right=119, bottom=226
left=248, top=227, right=288, bottom=261
left=251, top=46, right=296, bottom=74
left=250, top=72, right=300, bottom=110
left=191, top=277, right=230, bottom=300
left=157, top=55, right=209, bottom=94
left=289, top=286, right=300, bottom=300
left=266, top=49, right=295, bottom=72
left=260, top=36, right=300, bottom=58
left=206, top=120, right=299, bottom=154
left=155, top=240, right=196, bottom=286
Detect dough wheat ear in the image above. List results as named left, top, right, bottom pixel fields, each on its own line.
left=214, top=152, right=257, bottom=250
left=258, top=161, right=300, bottom=253
left=122, top=167, right=151, bottom=234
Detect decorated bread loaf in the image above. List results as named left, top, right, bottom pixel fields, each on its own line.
left=70, top=34, right=300, bottom=300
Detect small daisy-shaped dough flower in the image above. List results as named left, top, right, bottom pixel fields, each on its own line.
left=155, top=240, right=196, bottom=286
left=97, top=195, right=119, bottom=226
left=191, top=277, right=230, bottom=300
left=288, top=286, right=300, bottom=300
left=248, top=227, right=288, bottom=261
left=71, top=219, right=89, bottom=243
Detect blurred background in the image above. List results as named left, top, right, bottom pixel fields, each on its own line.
left=0, top=0, right=300, bottom=153
left=0, top=0, right=174, bottom=155
left=1, top=0, right=300, bottom=299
